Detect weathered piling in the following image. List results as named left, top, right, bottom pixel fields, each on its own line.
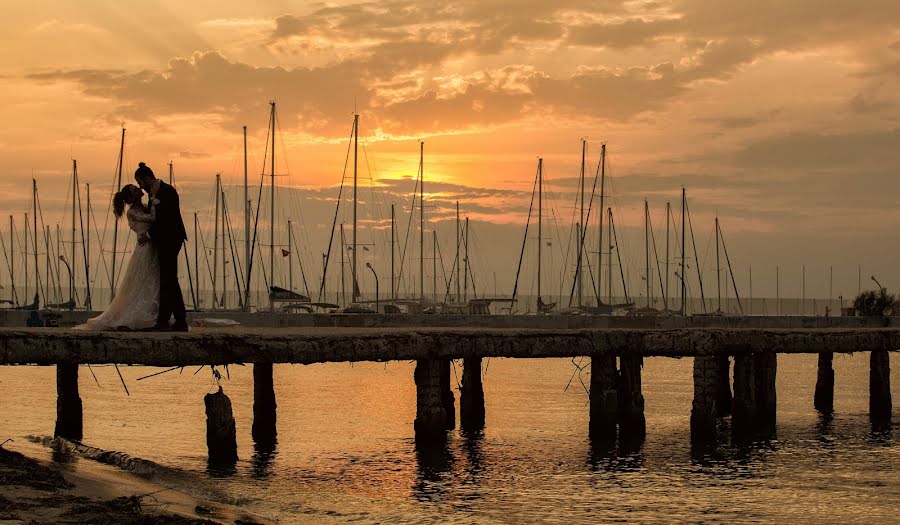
left=690, top=355, right=719, bottom=442
left=733, top=353, right=777, bottom=437
left=814, top=352, right=834, bottom=413
left=716, top=355, right=732, bottom=416
left=204, top=386, right=238, bottom=466
left=870, top=350, right=892, bottom=423
left=589, top=354, right=618, bottom=442
left=441, top=359, right=456, bottom=430
left=617, top=354, right=646, bottom=439
left=54, top=363, right=82, bottom=441
left=251, top=363, right=277, bottom=446
left=414, top=359, right=453, bottom=438
left=459, top=357, right=485, bottom=431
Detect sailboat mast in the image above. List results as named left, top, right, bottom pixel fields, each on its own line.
left=24, top=213, right=28, bottom=304
left=56, top=225, right=61, bottom=303
left=288, top=220, right=293, bottom=292
left=72, top=160, right=77, bottom=307
left=243, top=125, right=249, bottom=311
left=645, top=199, right=650, bottom=308
left=193, top=213, right=199, bottom=309
left=32, top=180, right=38, bottom=306
left=538, top=157, right=543, bottom=301
left=456, top=201, right=460, bottom=302
left=340, top=223, right=346, bottom=306
left=352, top=113, right=359, bottom=303
left=665, top=202, right=670, bottom=311
left=680, top=187, right=686, bottom=315
left=213, top=174, right=220, bottom=308
left=44, top=226, right=50, bottom=306
left=221, top=185, right=227, bottom=309
left=597, top=144, right=606, bottom=305
left=716, top=216, right=721, bottom=312
left=607, top=208, right=612, bottom=301
left=391, top=204, right=396, bottom=300
left=111, top=127, right=125, bottom=302
left=9, top=216, right=14, bottom=305
left=419, top=141, right=424, bottom=303
left=577, top=140, right=585, bottom=307
left=432, top=231, right=437, bottom=303
left=84, top=184, right=91, bottom=310
left=269, top=102, right=276, bottom=312
left=464, top=217, right=469, bottom=302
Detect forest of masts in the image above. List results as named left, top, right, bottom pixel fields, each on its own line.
left=0, top=103, right=852, bottom=316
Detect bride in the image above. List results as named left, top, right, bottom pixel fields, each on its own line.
left=77, top=184, right=160, bottom=330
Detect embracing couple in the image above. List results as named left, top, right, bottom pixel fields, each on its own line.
left=78, top=162, right=189, bottom=332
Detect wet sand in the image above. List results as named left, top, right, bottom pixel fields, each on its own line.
left=0, top=440, right=270, bottom=524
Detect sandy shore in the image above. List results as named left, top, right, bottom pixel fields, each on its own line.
left=0, top=439, right=272, bottom=524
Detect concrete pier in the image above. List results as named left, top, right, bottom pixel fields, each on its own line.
left=204, top=386, right=238, bottom=466
left=589, top=354, right=618, bottom=442
left=690, top=355, right=720, bottom=442
left=617, top=355, right=645, bottom=439
left=870, top=349, right=892, bottom=423
left=251, top=363, right=277, bottom=447
left=414, top=359, right=454, bottom=438
left=459, top=357, right=485, bottom=431
left=716, top=355, right=732, bottom=416
left=733, top=353, right=777, bottom=437
left=814, top=352, right=834, bottom=413
left=53, top=363, right=82, bottom=441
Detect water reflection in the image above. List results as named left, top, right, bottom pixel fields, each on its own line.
left=413, top=434, right=454, bottom=502
left=252, top=439, right=278, bottom=479
left=588, top=433, right=645, bottom=473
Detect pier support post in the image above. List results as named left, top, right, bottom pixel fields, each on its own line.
left=870, top=350, right=892, bottom=424
left=54, top=363, right=83, bottom=441
left=415, top=359, right=453, bottom=439
left=460, top=357, right=485, bottom=432
left=814, top=352, right=834, bottom=413
left=733, top=353, right=777, bottom=437
left=690, top=355, right=719, bottom=442
left=716, top=355, right=732, bottom=417
left=251, top=363, right=277, bottom=447
left=589, top=354, right=618, bottom=442
left=617, top=354, right=645, bottom=439
left=205, top=386, right=238, bottom=467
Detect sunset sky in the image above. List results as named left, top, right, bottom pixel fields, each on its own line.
left=2, top=1, right=899, bottom=305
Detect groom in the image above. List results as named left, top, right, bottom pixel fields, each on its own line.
left=135, top=162, right=189, bottom=331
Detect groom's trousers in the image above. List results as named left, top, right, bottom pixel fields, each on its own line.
left=158, top=242, right=187, bottom=325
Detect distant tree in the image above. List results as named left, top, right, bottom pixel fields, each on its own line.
left=852, top=288, right=900, bottom=316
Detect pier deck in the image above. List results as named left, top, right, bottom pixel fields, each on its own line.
left=0, top=327, right=898, bottom=366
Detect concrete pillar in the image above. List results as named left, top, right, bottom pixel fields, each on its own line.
left=814, top=352, right=834, bottom=413
left=690, top=355, right=719, bottom=442
left=415, top=359, right=452, bottom=438
left=54, top=363, right=83, bottom=441
left=204, top=386, right=238, bottom=466
left=870, top=350, right=892, bottom=424
left=589, top=353, right=618, bottom=442
left=459, top=357, right=485, bottom=432
left=251, top=363, right=277, bottom=447
left=617, top=354, right=645, bottom=439
left=716, top=355, right=733, bottom=417
left=733, top=353, right=777, bottom=437
left=441, top=359, right=456, bottom=430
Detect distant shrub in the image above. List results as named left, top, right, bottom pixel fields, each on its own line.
left=852, top=289, right=900, bottom=316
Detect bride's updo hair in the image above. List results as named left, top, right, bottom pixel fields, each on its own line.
left=113, top=184, right=140, bottom=219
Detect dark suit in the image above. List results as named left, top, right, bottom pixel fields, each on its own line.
left=149, top=181, right=187, bottom=326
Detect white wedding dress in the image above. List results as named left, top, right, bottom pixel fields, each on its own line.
left=77, top=206, right=160, bottom=331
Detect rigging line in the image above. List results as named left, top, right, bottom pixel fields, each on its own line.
left=567, top=158, right=602, bottom=307
left=245, top=106, right=275, bottom=304
left=610, top=212, right=630, bottom=303
left=718, top=220, right=744, bottom=313
left=396, top=162, right=421, bottom=286
left=647, top=206, right=667, bottom=306
left=289, top=226, right=311, bottom=298
left=221, top=190, right=245, bottom=307
left=511, top=161, right=540, bottom=306
left=685, top=198, right=707, bottom=313
left=319, top=120, right=355, bottom=301
left=0, top=227, right=17, bottom=303
left=76, top=179, right=90, bottom=306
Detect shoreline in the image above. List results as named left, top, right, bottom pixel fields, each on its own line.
left=1, top=438, right=273, bottom=524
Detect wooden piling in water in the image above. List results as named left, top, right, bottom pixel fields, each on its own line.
left=54, top=363, right=82, bottom=441
left=870, top=350, right=892, bottom=423
left=589, top=354, right=618, bottom=442
left=617, top=354, right=645, bottom=439
left=460, top=357, right=485, bottom=432
left=690, top=355, right=719, bottom=442
left=414, top=359, right=452, bottom=438
left=441, top=359, right=456, bottom=430
left=204, top=386, right=238, bottom=465
left=814, top=352, right=834, bottom=413
left=716, top=355, right=732, bottom=417
left=251, top=363, right=277, bottom=446
left=733, top=353, right=777, bottom=437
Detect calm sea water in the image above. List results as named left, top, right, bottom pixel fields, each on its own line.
left=1, top=354, right=898, bottom=523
